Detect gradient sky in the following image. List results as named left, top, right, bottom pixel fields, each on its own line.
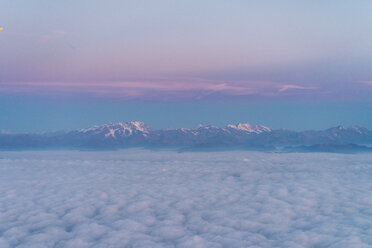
left=1, top=0, right=372, bottom=132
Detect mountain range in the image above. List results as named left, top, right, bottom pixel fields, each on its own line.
left=1, top=121, right=372, bottom=152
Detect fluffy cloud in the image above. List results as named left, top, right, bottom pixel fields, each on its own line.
left=0, top=150, right=372, bottom=247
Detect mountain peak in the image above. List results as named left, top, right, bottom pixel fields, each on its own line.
left=337, top=125, right=346, bottom=130
left=79, top=121, right=151, bottom=138
left=1, top=122, right=371, bottom=150
left=118, top=121, right=150, bottom=132
left=327, top=125, right=368, bottom=132
left=197, top=125, right=218, bottom=130
left=349, top=125, right=369, bottom=132
left=226, top=123, right=272, bottom=133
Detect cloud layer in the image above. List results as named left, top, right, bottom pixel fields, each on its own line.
left=0, top=79, right=323, bottom=100
left=1, top=150, right=372, bottom=247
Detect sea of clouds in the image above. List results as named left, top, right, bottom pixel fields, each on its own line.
left=1, top=149, right=372, bottom=247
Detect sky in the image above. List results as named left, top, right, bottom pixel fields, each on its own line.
left=1, top=0, right=372, bottom=132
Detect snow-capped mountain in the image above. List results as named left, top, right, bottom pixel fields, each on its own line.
left=226, top=123, right=272, bottom=133
left=77, top=121, right=151, bottom=138
left=1, top=122, right=371, bottom=151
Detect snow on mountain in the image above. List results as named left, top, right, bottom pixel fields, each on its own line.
left=78, top=121, right=152, bottom=138
left=325, top=125, right=371, bottom=137
left=164, top=127, right=199, bottom=136
left=226, top=123, right=272, bottom=133
left=349, top=125, right=370, bottom=134
left=76, top=122, right=271, bottom=138
left=196, top=125, right=220, bottom=132
left=72, top=121, right=273, bottom=142
left=1, top=122, right=371, bottom=151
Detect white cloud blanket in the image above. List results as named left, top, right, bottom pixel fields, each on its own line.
left=1, top=150, right=372, bottom=247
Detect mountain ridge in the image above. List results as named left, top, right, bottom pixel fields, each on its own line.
left=1, top=121, right=371, bottom=152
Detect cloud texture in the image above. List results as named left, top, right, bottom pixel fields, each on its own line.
left=1, top=150, right=372, bottom=247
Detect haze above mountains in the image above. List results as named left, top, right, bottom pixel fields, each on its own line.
left=1, top=121, right=372, bottom=153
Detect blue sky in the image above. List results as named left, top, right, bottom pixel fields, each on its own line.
left=1, top=1, right=372, bottom=132
left=1, top=95, right=371, bottom=132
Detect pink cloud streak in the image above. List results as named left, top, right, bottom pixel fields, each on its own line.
left=39, top=30, right=67, bottom=43
left=0, top=78, right=321, bottom=100
left=278, top=84, right=319, bottom=92
left=359, top=81, right=372, bottom=85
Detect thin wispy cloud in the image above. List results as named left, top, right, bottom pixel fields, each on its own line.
left=0, top=79, right=267, bottom=99
left=359, top=81, right=372, bottom=85
left=278, top=84, right=319, bottom=93
left=39, top=30, right=67, bottom=43
left=0, top=79, right=329, bottom=100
